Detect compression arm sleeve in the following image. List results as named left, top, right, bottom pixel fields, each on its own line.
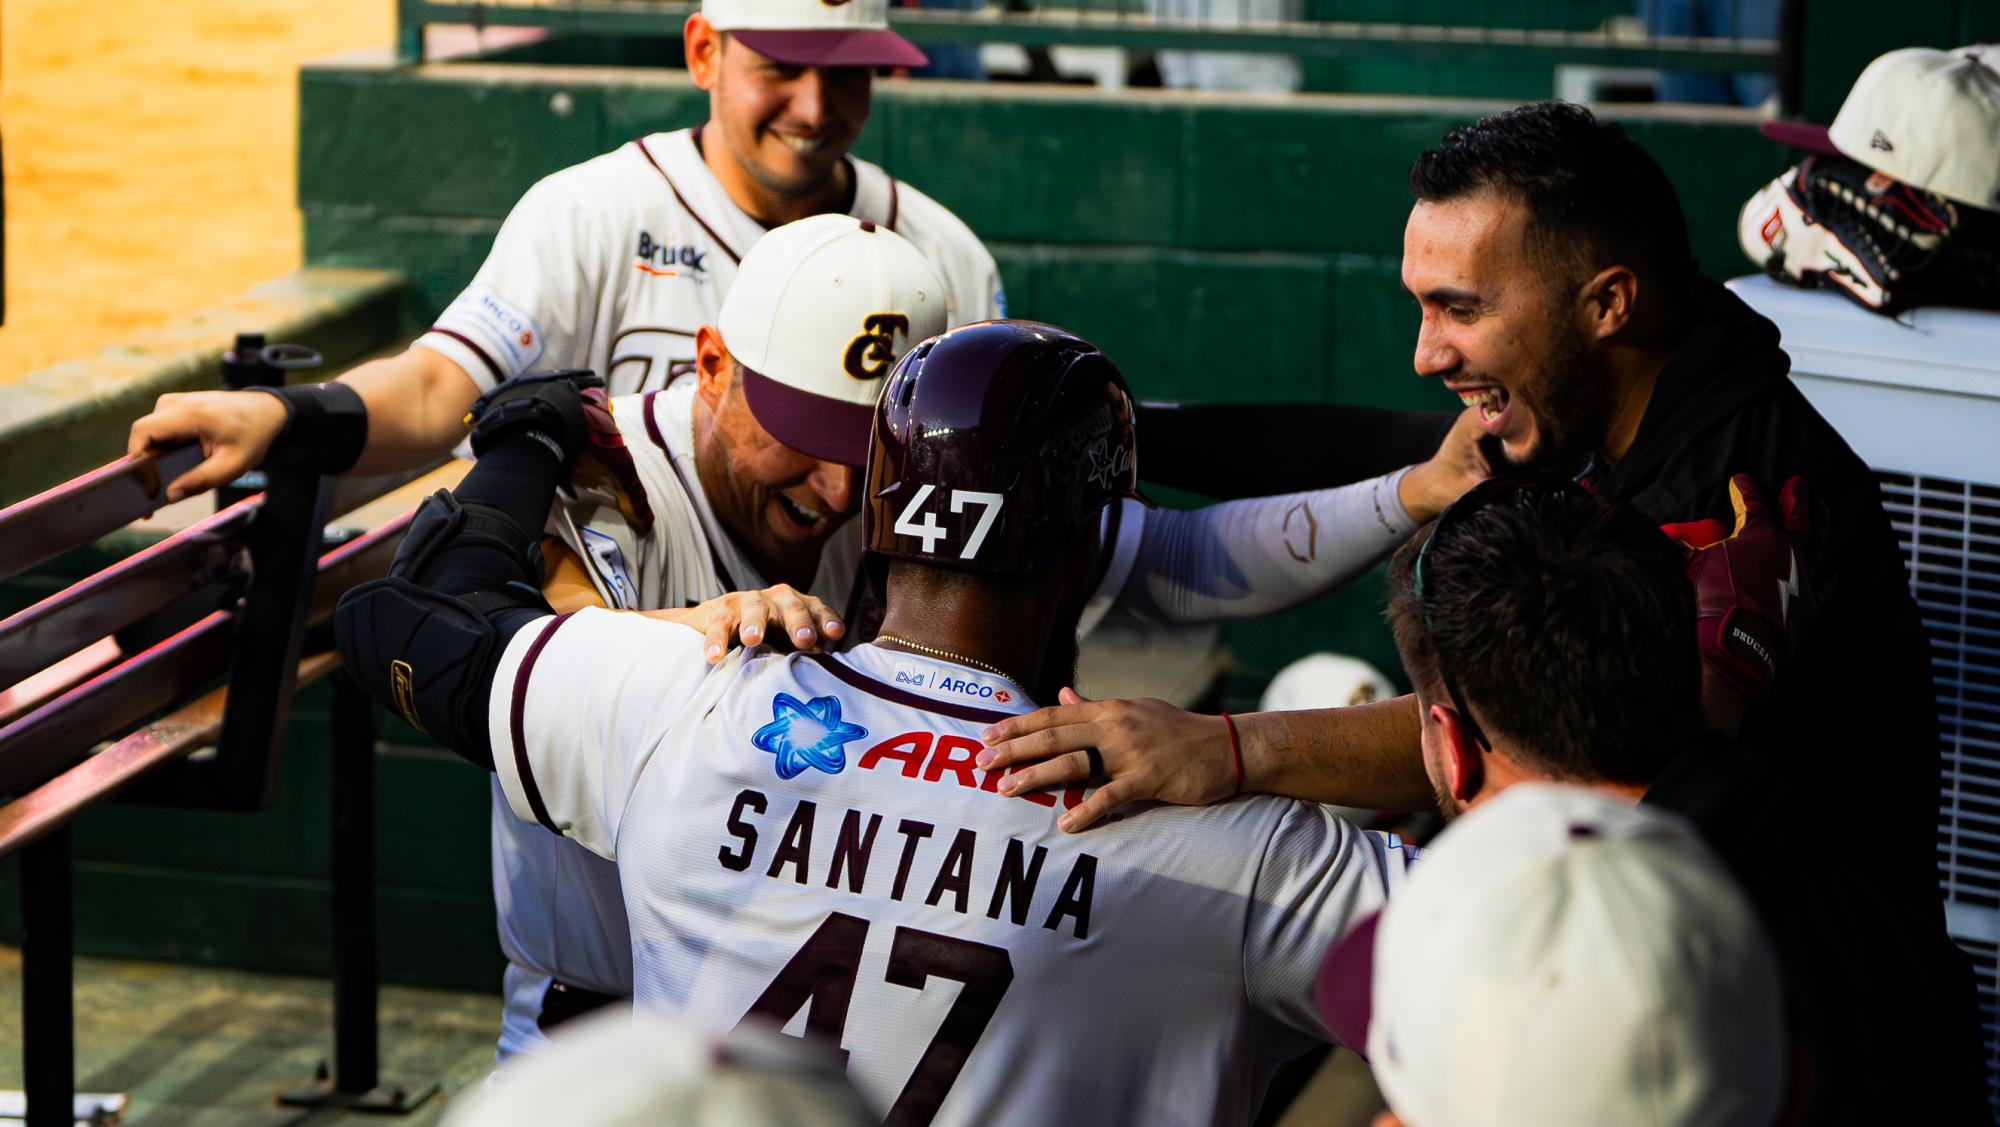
left=1136, top=402, right=1454, bottom=498
left=1113, top=468, right=1418, bottom=624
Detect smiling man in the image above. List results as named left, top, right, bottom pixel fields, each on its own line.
left=127, top=0, right=999, bottom=504
left=979, top=102, right=1945, bottom=919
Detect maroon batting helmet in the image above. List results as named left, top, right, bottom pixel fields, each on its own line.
left=864, top=320, right=1142, bottom=574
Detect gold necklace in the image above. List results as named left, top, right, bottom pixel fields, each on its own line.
left=874, top=633, right=1026, bottom=689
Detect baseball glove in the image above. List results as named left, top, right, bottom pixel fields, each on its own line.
left=1739, top=154, right=1958, bottom=314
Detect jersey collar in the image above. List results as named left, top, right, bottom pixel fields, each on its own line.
left=813, top=645, right=1039, bottom=721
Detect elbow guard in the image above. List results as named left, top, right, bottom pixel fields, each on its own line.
left=334, top=488, right=553, bottom=766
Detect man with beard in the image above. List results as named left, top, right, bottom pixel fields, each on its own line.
left=977, top=101, right=1944, bottom=911
left=333, top=321, right=1414, bottom=1125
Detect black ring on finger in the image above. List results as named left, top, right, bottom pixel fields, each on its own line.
left=1084, top=746, right=1105, bottom=780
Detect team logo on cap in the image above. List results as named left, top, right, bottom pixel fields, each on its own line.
left=752, top=693, right=868, bottom=779
left=843, top=312, right=911, bottom=381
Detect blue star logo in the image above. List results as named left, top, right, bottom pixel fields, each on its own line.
left=751, top=694, right=867, bottom=780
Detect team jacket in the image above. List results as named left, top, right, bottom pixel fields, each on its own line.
left=1589, top=278, right=1940, bottom=906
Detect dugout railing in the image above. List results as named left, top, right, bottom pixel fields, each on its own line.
left=392, top=0, right=1794, bottom=108
left=0, top=342, right=438, bottom=1125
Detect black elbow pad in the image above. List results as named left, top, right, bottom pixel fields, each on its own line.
left=335, top=577, right=514, bottom=766
left=334, top=487, right=553, bottom=765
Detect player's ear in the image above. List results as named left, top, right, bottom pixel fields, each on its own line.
left=686, top=14, right=722, bottom=89
left=694, top=324, right=734, bottom=409
left=1430, top=700, right=1484, bottom=803
left=1576, top=262, right=1638, bottom=344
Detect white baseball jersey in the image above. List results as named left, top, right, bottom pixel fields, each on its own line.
left=490, top=611, right=1412, bottom=1126
left=414, top=125, right=1004, bottom=1055
left=416, top=126, right=1005, bottom=397
left=492, top=376, right=1145, bottom=1056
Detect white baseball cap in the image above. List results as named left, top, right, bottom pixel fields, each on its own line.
left=1259, top=652, right=1398, bottom=711
left=1320, top=784, right=1786, bottom=1127
left=1762, top=45, right=2000, bottom=211
left=703, top=0, right=927, bottom=68
left=719, top=214, right=949, bottom=467
left=442, top=1010, right=873, bottom=1127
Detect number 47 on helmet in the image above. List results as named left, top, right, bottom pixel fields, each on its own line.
left=864, top=320, right=1148, bottom=574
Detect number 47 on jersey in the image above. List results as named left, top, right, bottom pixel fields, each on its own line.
left=739, top=912, right=1014, bottom=1127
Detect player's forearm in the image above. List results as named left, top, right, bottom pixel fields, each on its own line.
left=337, top=345, right=483, bottom=474
left=541, top=538, right=611, bottom=614
left=1114, top=470, right=1416, bottom=623
left=1238, top=695, right=1431, bottom=809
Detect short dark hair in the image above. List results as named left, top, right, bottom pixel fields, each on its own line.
left=1409, top=101, right=1697, bottom=306
left=1385, top=485, right=1698, bottom=785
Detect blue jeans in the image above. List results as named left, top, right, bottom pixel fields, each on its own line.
left=1640, top=0, right=1780, bottom=106
left=910, top=0, right=986, bottom=81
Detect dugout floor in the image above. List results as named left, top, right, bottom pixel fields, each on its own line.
left=0, top=948, right=497, bottom=1125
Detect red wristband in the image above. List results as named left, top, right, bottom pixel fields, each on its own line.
left=1221, top=711, right=1244, bottom=797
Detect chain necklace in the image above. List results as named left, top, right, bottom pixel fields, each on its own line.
left=874, top=633, right=1027, bottom=690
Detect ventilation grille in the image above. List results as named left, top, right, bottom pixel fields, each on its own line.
left=1881, top=472, right=2000, bottom=905
left=1880, top=470, right=2000, bottom=1115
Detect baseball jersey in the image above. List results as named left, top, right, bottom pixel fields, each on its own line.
left=490, top=610, right=1411, bottom=1126
left=415, top=127, right=1005, bottom=397
left=493, top=375, right=1145, bottom=1050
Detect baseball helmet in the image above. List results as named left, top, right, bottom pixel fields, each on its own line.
left=865, top=320, right=1142, bottom=574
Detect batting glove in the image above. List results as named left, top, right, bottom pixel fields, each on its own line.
left=1660, top=473, right=1814, bottom=709
left=465, top=369, right=602, bottom=469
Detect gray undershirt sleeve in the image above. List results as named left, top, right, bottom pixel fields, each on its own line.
left=1112, top=467, right=1419, bottom=623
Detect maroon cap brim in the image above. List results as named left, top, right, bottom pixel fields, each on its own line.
left=733, top=28, right=928, bottom=69
left=1314, top=909, right=1381, bottom=1056
left=1758, top=120, right=1840, bottom=155
left=740, top=365, right=875, bottom=468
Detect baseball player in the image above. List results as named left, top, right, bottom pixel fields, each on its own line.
left=125, top=0, right=1000, bottom=504
left=334, top=322, right=1414, bottom=1125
